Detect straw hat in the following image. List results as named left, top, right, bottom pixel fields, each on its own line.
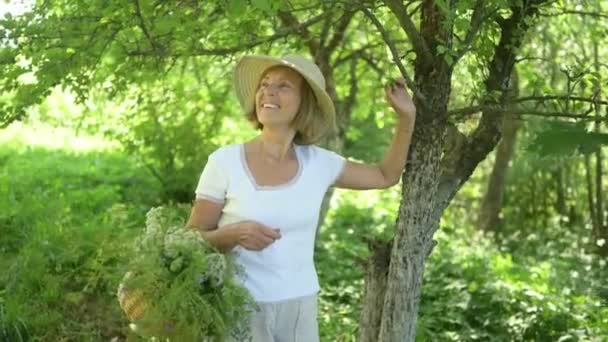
left=233, top=54, right=336, bottom=125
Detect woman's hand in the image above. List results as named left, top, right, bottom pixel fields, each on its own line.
left=385, top=77, right=416, bottom=121
left=228, top=221, right=281, bottom=251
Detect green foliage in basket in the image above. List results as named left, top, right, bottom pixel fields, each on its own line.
left=119, top=206, right=254, bottom=341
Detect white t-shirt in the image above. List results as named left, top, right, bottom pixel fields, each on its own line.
left=195, top=143, right=346, bottom=302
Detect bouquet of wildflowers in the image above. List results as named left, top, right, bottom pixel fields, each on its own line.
left=117, top=206, right=253, bottom=341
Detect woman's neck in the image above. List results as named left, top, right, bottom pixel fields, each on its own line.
left=255, top=128, right=297, bottom=161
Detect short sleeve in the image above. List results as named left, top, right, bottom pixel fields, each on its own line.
left=320, top=148, right=346, bottom=187
left=195, top=152, right=227, bottom=203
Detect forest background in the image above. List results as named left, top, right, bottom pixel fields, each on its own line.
left=0, top=0, right=607, bottom=341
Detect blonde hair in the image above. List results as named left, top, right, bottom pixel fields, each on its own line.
left=245, top=67, right=335, bottom=145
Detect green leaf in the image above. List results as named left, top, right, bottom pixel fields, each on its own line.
left=226, top=0, right=246, bottom=16
left=444, top=53, right=454, bottom=66
left=251, top=0, right=273, bottom=13
left=527, top=121, right=608, bottom=157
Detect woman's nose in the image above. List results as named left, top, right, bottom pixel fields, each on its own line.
left=262, top=83, right=279, bottom=95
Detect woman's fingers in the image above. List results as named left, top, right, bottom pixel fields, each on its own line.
left=258, top=234, right=274, bottom=246
left=241, top=237, right=268, bottom=251
left=386, top=77, right=406, bottom=90
left=239, top=224, right=281, bottom=250
left=261, top=227, right=281, bottom=239
left=249, top=236, right=273, bottom=251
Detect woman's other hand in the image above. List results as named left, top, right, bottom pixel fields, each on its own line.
left=228, top=221, right=282, bottom=251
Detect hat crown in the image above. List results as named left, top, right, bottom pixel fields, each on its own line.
left=281, top=54, right=326, bottom=89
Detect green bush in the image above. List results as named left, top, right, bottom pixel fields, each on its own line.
left=315, top=189, right=607, bottom=341
left=0, top=129, right=161, bottom=340
left=416, top=221, right=608, bottom=341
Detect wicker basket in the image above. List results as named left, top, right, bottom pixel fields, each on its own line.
left=117, top=272, right=180, bottom=337
left=117, top=280, right=149, bottom=322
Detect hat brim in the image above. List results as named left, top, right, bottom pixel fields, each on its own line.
left=233, top=55, right=336, bottom=124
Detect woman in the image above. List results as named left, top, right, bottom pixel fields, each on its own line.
left=186, top=54, right=415, bottom=341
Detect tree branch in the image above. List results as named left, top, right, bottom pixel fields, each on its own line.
left=540, top=10, right=608, bottom=19
left=512, top=109, right=604, bottom=121
left=454, top=0, right=494, bottom=61
left=277, top=10, right=320, bottom=56
left=342, top=55, right=360, bottom=120
left=516, top=95, right=608, bottom=106
left=450, top=105, right=605, bottom=121
left=447, top=104, right=488, bottom=117
left=361, top=7, right=429, bottom=110
left=438, top=0, right=550, bottom=208
left=334, top=41, right=405, bottom=66
left=126, top=12, right=331, bottom=57
left=318, top=8, right=334, bottom=49
left=336, top=50, right=384, bottom=76
left=133, top=0, right=162, bottom=54
left=448, top=95, right=608, bottom=117
left=359, top=52, right=384, bottom=76
left=325, top=10, right=356, bottom=54
left=384, top=0, right=433, bottom=63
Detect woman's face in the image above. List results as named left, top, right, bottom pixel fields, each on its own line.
left=255, top=66, right=304, bottom=128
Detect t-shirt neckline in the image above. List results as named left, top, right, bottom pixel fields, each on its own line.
left=240, top=143, right=303, bottom=191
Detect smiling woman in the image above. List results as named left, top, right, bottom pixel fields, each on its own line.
left=185, top=53, right=416, bottom=341
left=244, top=60, right=332, bottom=145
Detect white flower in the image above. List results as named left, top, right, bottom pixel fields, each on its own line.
left=169, top=257, right=184, bottom=273
left=203, top=253, right=226, bottom=288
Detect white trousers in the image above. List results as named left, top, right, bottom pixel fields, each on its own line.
left=229, top=293, right=319, bottom=342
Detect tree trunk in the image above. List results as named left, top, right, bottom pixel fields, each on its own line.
left=477, top=115, right=521, bottom=232
left=554, top=167, right=566, bottom=217
left=477, top=71, right=521, bottom=232
left=595, top=149, right=607, bottom=256
left=595, top=147, right=604, bottom=235
left=592, top=41, right=608, bottom=256
left=359, top=239, right=392, bottom=341
left=585, top=154, right=598, bottom=237
left=377, top=125, right=445, bottom=341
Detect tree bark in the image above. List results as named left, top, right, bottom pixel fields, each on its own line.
left=377, top=126, right=446, bottom=341
left=359, top=239, right=392, bottom=342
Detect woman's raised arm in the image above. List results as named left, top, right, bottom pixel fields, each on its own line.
left=334, top=78, right=416, bottom=190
